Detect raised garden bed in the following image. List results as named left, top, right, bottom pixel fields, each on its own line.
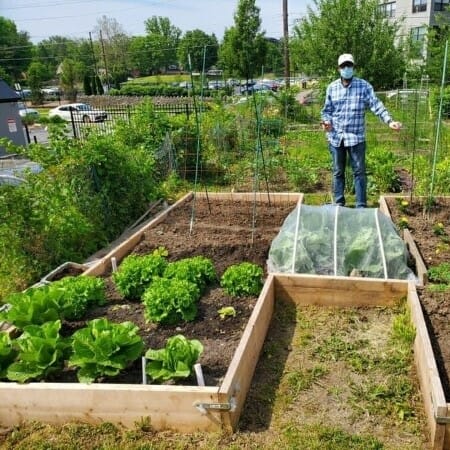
left=0, top=192, right=443, bottom=448
left=0, top=192, right=301, bottom=431
left=380, top=195, right=450, bottom=449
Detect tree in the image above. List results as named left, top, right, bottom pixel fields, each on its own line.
left=59, top=58, right=84, bottom=101
left=177, top=30, right=218, bottom=72
left=143, top=16, right=182, bottom=73
left=290, top=0, right=405, bottom=89
left=218, top=0, right=267, bottom=81
left=34, top=36, right=78, bottom=80
left=0, top=17, right=33, bottom=83
left=425, top=19, right=450, bottom=83
left=94, top=16, right=131, bottom=89
left=265, top=39, right=283, bottom=75
left=27, top=61, right=47, bottom=104
left=129, top=36, right=152, bottom=76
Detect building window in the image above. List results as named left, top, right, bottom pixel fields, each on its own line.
left=435, top=0, right=449, bottom=11
left=411, top=26, right=427, bottom=41
left=412, top=0, right=427, bottom=12
left=379, top=1, right=396, bottom=17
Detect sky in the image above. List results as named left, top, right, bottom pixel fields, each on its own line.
left=2, top=0, right=309, bottom=44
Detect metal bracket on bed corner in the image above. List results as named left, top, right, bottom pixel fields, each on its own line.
left=435, top=414, right=450, bottom=424
left=194, top=398, right=237, bottom=415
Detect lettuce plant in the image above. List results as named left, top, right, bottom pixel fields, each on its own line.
left=113, top=252, right=168, bottom=299
left=1, top=276, right=107, bottom=328
left=145, top=334, right=203, bottom=383
left=7, top=320, right=70, bottom=383
left=220, top=262, right=264, bottom=297
left=68, top=318, right=144, bottom=383
left=142, top=277, right=200, bottom=325
left=0, top=332, right=18, bottom=379
left=163, top=256, right=217, bottom=293
left=1, top=287, right=62, bottom=329
left=50, top=275, right=106, bottom=320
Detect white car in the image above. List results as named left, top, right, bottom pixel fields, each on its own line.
left=48, top=103, right=107, bottom=123
left=17, top=102, right=40, bottom=119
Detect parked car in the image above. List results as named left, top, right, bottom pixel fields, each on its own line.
left=48, top=103, right=107, bottom=123
left=41, top=87, right=61, bottom=99
left=208, top=80, right=225, bottom=90
left=15, top=88, right=32, bottom=99
left=17, top=102, right=40, bottom=120
left=241, top=83, right=271, bottom=95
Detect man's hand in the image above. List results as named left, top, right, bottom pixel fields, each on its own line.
left=389, top=121, right=402, bottom=131
left=321, top=121, right=332, bottom=131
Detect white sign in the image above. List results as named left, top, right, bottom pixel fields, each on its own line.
left=7, top=118, right=17, bottom=133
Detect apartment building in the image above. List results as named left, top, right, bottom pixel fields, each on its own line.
left=380, top=0, right=450, bottom=56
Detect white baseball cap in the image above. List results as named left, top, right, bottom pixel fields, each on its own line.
left=338, top=53, right=354, bottom=66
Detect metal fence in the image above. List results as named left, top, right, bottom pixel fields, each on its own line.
left=68, top=102, right=200, bottom=141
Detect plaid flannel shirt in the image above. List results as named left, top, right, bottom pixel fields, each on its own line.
left=321, top=77, right=392, bottom=147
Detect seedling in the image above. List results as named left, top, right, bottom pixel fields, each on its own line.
left=398, top=217, right=409, bottom=229
left=433, top=222, right=446, bottom=236
left=217, top=306, right=236, bottom=319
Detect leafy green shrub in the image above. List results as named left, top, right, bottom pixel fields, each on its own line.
left=142, top=277, right=200, bottom=324
left=50, top=275, right=106, bottom=320
left=163, top=256, right=217, bottom=293
left=145, top=334, right=203, bottom=383
left=113, top=252, right=168, bottom=299
left=220, top=262, right=264, bottom=297
left=0, top=332, right=18, bottom=379
left=7, top=320, right=70, bottom=383
left=68, top=318, right=144, bottom=383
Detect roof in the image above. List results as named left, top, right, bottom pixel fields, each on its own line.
left=0, top=79, right=20, bottom=103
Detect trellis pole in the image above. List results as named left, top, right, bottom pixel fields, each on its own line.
left=429, top=39, right=448, bottom=205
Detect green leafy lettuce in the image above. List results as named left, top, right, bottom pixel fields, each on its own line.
left=145, top=334, right=203, bottom=383
left=68, top=318, right=144, bottom=383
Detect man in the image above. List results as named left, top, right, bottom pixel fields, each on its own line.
left=321, top=53, right=402, bottom=208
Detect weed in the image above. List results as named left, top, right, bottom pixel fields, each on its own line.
left=280, top=422, right=384, bottom=449
left=285, top=364, right=328, bottom=398
left=398, top=216, right=409, bottom=229
left=426, top=283, right=450, bottom=293
left=433, top=222, right=446, bottom=236
left=427, top=262, right=450, bottom=284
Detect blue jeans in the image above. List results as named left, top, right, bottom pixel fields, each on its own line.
left=329, top=141, right=367, bottom=208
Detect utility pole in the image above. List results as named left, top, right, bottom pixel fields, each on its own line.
left=283, top=0, right=290, bottom=88
left=89, top=32, right=99, bottom=93
left=99, top=30, right=110, bottom=90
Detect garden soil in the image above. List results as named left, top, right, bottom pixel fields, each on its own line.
left=385, top=196, right=450, bottom=400
left=56, top=196, right=300, bottom=385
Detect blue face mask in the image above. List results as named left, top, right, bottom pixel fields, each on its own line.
left=340, top=67, right=354, bottom=79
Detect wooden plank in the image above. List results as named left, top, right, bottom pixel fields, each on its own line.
left=408, top=282, right=447, bottom=449
left=378, top=195, right=391, bottom=217
left=195, top=191, right=303, bottom=204
left=84, top=193, right=193, bottom=277
left=445, top=406, right=450, bottom=450
left=274, top=274, right=408, bottom=307
left=404, top=229, right=428, bottom=286
left=219, top=274, right=276, bottom=431
left=0, top=383, right=221, bottom=431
